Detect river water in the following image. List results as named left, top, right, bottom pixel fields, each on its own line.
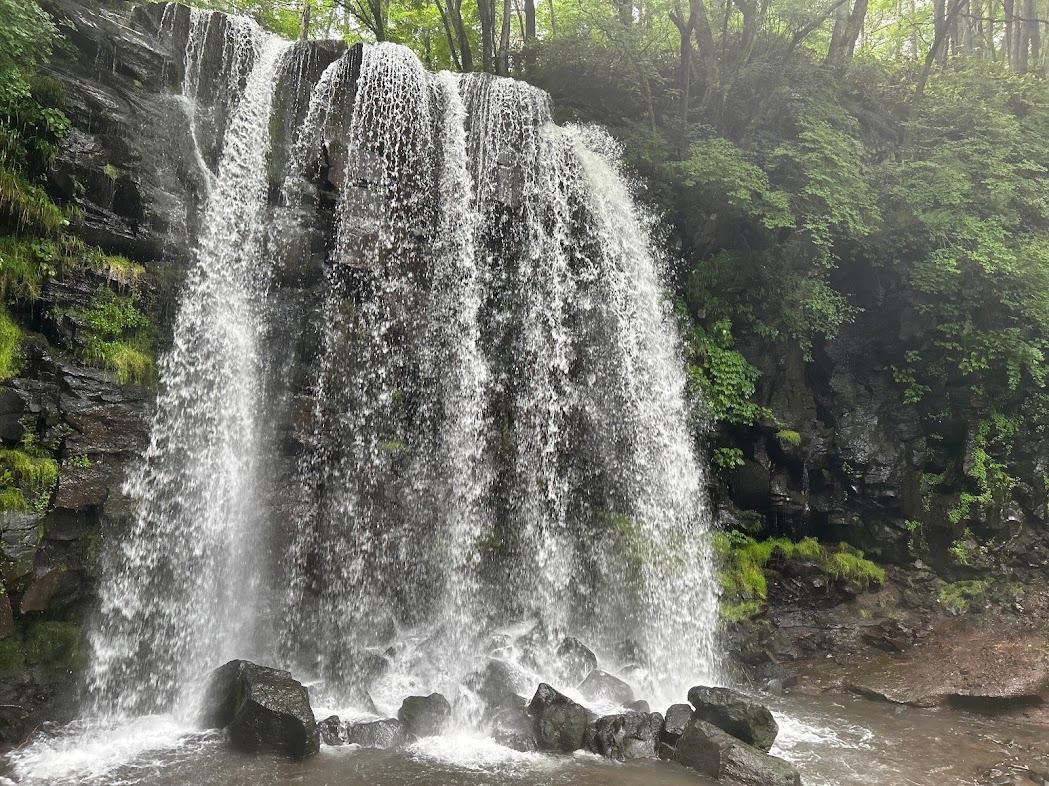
left=5, top=689, right=1044, bottom=785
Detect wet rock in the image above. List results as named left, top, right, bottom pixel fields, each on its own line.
left=0, top=704, right=31, bottom=746
left=318, top=715, right=344, bottom=745
left=586, top=711, right=663, bottom=760
left=200, top=660, right=320, bottom=758
left=579, top=668, right=635, bottom=706
left=661, top=702, right=693, bottom=742
left=841, top=630, right=1049, bottom=710
left=556, top=636, right=597, bottom=685
left=528, top=682, right=595, bottom=753
left=473, top=657, right=531, bottom=708
left=673, top=718, right=801, bottom=786
left=397, top=693, right=451, bottom=739
left=626, top=699, right=651, bottom=713
left=487, top=694, right=537, bottom=752
left=346, top=718, right=405, bottom=749
left=688, top=686, right=778, bottom=752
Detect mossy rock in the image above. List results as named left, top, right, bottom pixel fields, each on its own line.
left=0, top=633, right=26, bottom=676
left=24, top=620, right=86, bottom=680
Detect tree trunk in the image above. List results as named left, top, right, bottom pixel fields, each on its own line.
left=524, top=0, right=537, bottom=70
left=826, top=0, right=869, bottom=64
left=498, top=0, right=512, bottom=74
left=478, top=0, right=496, bottom=72
left=916, top=0, right=966, bottom=97
left=300, top=0, right=311, bottom=40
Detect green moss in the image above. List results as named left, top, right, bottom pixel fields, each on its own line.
left=776, top=429, right=802, bottom=447
left=77, top=288, right=155, bottom=385
left=822, top=549, right=887, bottom=588
left=0, top=436, right=58, bottom=513
left=102, top=163, right=121, bottom=180
left=938, top=579, right=991, bottom=615
left=0, top=307, right=22, bottom=380
left=24, top=621, right=85, bottom=676
left=714, top=531, right=884, bottom=620
left=0, top=167, right=66, bottom=234
left=0, top=634, right=26, bottom=676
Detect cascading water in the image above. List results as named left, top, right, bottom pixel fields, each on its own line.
left=282, top=45, right=719, bottom=715
left=13, top=21, right=719, bottom=784
left=87, top=22, right=292, bottom=718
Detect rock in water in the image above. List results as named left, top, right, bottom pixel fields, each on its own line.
left=528, top=683, right=595, bottom=752
left=658, top=702, right=694, bottom=757
left=587, top=711, right=663, bottom=760
left=472, top=657, right=531, bottom=708
left=397, top=693, right=451, bottom=739
left=673, top=719, right=801, bottom=786
left=688, top=686, right=778, bottom=752
left=556, top=636, right=597, bottom=685
left=318, top=715, right=344, bottom=745
left=578, top=669, right=635, bottom=706
left=487, top=695, right=538, bottom=751
left=200, top=660, right=320, bottom=757
left=346, top=718, right=405, bottom=748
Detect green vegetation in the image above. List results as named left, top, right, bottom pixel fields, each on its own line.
left=713, top=531, right=885, bottom=620
left=0, top=431, right=58, bottom=512
left=937, top=579, right=992, bottom=615
left=77, top=288, right=155, bottom=385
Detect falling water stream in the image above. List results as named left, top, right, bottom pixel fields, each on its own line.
left=0, top=9, right=987, bottom=786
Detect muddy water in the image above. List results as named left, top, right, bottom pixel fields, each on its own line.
left=5, top=691, right=1047, bottom=785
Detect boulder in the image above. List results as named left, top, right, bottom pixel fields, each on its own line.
left=586, top=711, right=662, bottom=760
left=626, top=699, right=651, bottom=713
left=673, top=719, right=801, bottom=786
left=473, top=657, right=531, bottom=708
left=397, top=693, right=451, bottom=739
left=579, top=669, right=634, bottom=706
left=200, top=660, right=320, bottom=758
left=556, top=636, right=597, bottom=685
left=661, top=702, right=693, bottom=743
left=318, top=715, right=344, bottom=745
left=487, top=694, right=537, bottom=751
left=346, top=718, right=405, bottom=749
left=688, top=686, right=778, bottom=752
left=528, top=683, right=595, bottom=753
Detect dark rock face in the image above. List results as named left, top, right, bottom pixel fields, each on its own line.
left=688, top=686, right=778, bottom=752
left=486, top=694, right=538, bottom=752
left=528, top=683, right=595, bottom=753
left=200, top=660, right=320, bottom=758
left=673, top=718, right=801, bottom=786
left=346, top=718, right=405, bottom=749
left=397, top=693, right=451, bottom=739
left=586, top=711, right=662, bottom=760
left=578, top=668, right=635, bottom=706
left=556, top=636, right=597, bottom=685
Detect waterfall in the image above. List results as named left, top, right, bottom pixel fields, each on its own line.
left=86, top=27, right=717, bottom=725
left=87, top=24, right=292, bottom=718
left=282, top=49, right=719, bottom=714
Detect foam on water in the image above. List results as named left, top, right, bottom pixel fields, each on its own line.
left=406, top=733, right=558, bottom=773
left=5, top=715, right=202, bottom=785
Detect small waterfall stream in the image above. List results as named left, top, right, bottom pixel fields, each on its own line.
left=87, top=19, right=292, bottom=718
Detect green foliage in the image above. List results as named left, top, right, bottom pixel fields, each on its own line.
left=0, top=306, right=22, bottom=380
left=937, top=579, right=991, bottom=615
left=776, top=429, right=802, bottom=447
left=683, top=317, right=766, bottom=427
left=713, top=531, right=884, bottom=620
left=0, top=0, right=58, bottom=105
left=77, top=288, right=155, bottom=385
left=712, top=447, right=745, bottom=470
left=0, top=431, right=58, bottom=513
left=681, top=139, right=793, bottom=231
left=0, top=168, right=65, bottom=234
